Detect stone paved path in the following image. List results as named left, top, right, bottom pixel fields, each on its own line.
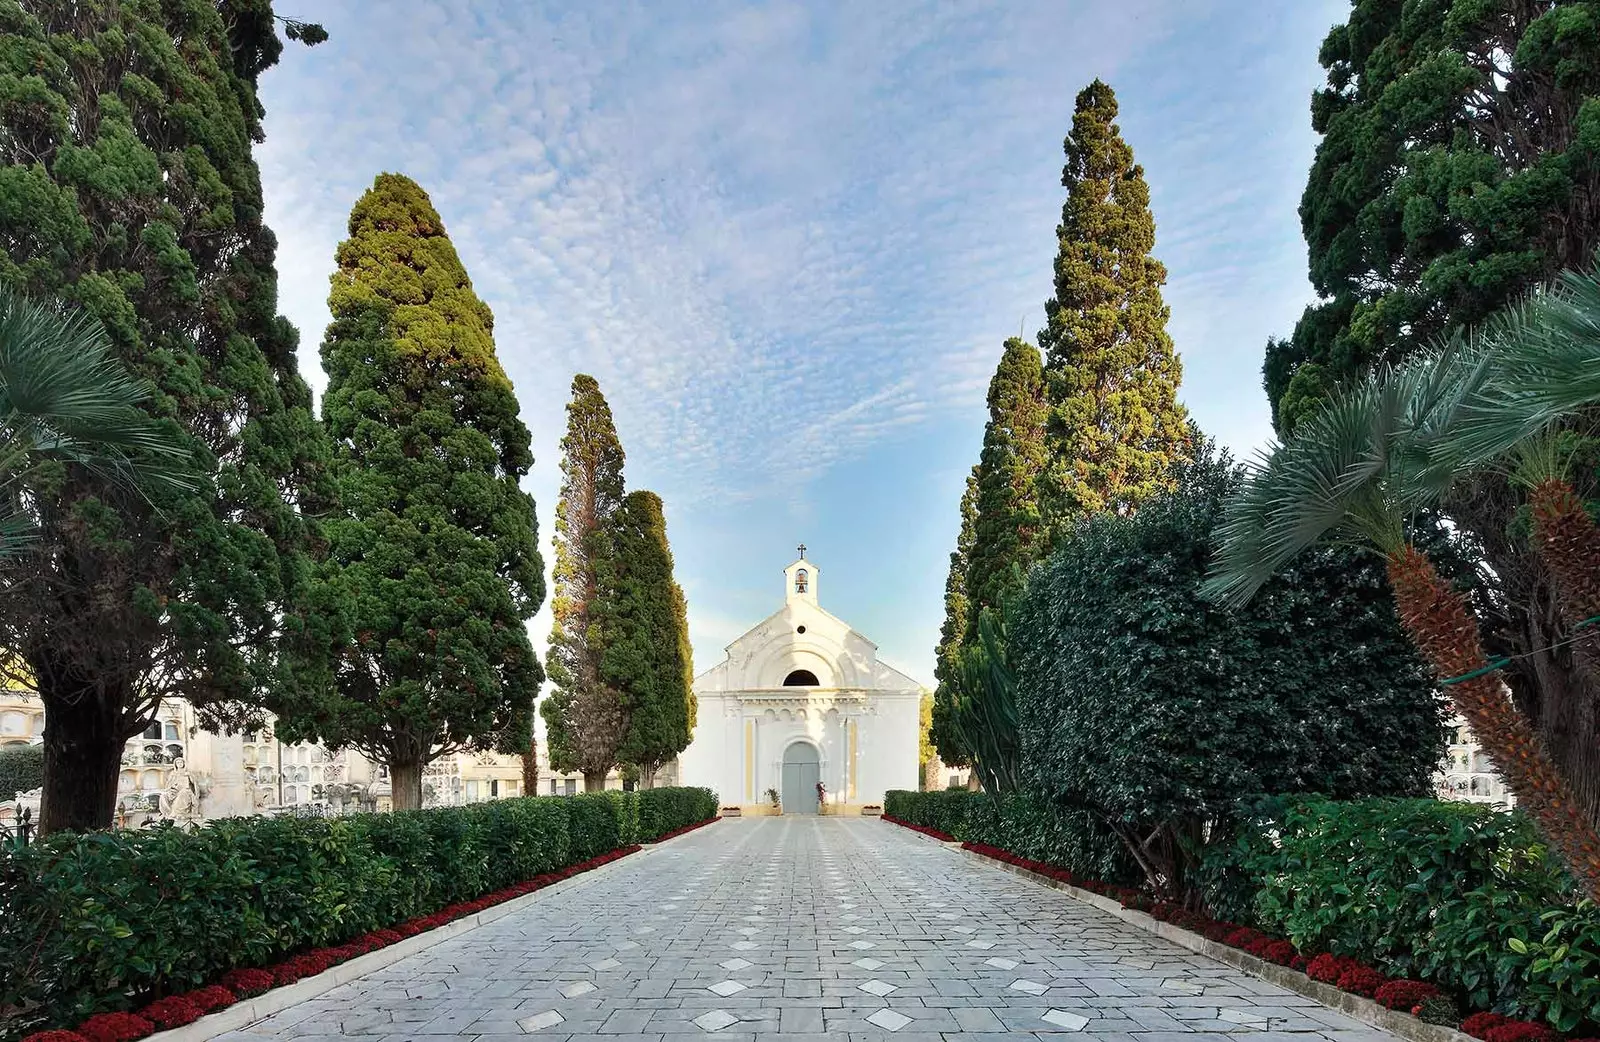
left=221, top=817, right=1402, bottom=1042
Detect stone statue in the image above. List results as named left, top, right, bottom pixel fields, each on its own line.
left=159, top=757, right=202, bottom=824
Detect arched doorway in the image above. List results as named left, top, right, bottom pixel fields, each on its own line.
left=781, top=741, right=820, bottom=814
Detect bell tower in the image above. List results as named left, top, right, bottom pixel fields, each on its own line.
left=784, top=544, right=818, bottom=606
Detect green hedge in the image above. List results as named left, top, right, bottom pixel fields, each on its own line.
left=0, top=787, right=715, bottom=1036
left=638, top=786, right=718, bottom=842
left=0, top=743, right=42, bottom=802
left=883, top=789, right=1136, bottom=884
left=1200, top=797, right=1599, bottom=1032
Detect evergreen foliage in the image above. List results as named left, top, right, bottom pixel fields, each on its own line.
left=542, top=375, right=627, bottom=789
left=1038, top=79, right=1188, bottom=526
left=602, top=490, right=695, bottom=787
left=964, top=338, right=1048, bottom=631
left=275, top=174, right=544, bottom=811
left=1269, top=2, right=1600, bottom=418
left=0, top=0, right=331, bottom=832
left=1015, top=441, right=1444, bottom=900
left=929, top=467, right=978, bottom=768
left=1266, top=2, right=1600, bottom=832
left=0, top=741, right=42, bottom=801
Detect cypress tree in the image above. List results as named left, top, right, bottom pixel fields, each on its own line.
left=0, top=2, right=330, bottom=832
left=274, top=173, right=545, bottom=811
left=1039, top=80, right=1188, bottom=528
left=604, top=490, right=695, bottom=788
left=964, top=337, right=1049, bottom=630
left=929, top=468, right=978, bottom=769
left=542, top=374, right=627, bottom=790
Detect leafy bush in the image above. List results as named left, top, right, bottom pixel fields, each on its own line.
left=637, top=786, right=717, bottom=842
left=883, top=789, right=976, bottom=838
left=0, top=788, right=714, bottom=1038
left=1013, top=446, right=1444, bottom=898
left=883, top=789, right=1135, bottom=884
left=1203, top=797, right=1598, bottom=1032
left=0, top=744, right=43, bottom=802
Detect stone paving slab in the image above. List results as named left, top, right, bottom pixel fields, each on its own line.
left=217, top=817, right=1403, bottom=1041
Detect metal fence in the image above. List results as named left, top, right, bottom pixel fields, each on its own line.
left=0, top=806, right=33, bottom=850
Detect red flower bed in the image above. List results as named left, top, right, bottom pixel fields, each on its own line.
left=1306, top=953, right=1360, bottom=984
left=220, top=967, right=274, bottom=999
left=19, top=1032, right=92, bottom=1042
left=1484, top=1022, right=1563, bottom=1042
left=653, top=817, right=717, bottom=842
left=137, top=996, right=204, bottom=1031
left=75, top=1013, right=153, bottom=1042
left=1374, top=979, right=1444, bottom=1011
left=1464, top=1013, right=1517, bottom=1040
left=880, top=815, right=958, bottom=842
left=186, top=985, right=236, bottom=1013
left=1335, top=965, right=1388, bottom=998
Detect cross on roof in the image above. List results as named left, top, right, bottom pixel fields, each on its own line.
left=797, top=543, right=806, bottom=560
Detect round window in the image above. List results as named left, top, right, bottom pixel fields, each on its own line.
left=796, top=625, right=807, bottom=634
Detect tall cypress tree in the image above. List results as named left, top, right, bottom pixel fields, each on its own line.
left=0, top=2, right=330, bottom=832
left=929, top=467, right=978, bottom=769
left=1039, top=79, right=1188, bottom=528
left=274, top=174, right=545, bottom=811
left=604, top=490, right=695, bottom=788
left=542, top=374, right=627, bottom=790
left=964, top=337, right=1049, bottom=630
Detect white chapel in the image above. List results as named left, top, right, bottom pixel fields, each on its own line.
left=677, top=550, right=922, bottom=814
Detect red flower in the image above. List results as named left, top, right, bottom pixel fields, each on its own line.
left=1373, top=980, right=1442, bottom=1012
left=1289, top=954, right=1309, bottom=971
left=1306, top=953, right=1358, bottom=984
left=186, top=986, right=236, bottom=1013
left=20, top=1031, right=92, bottom=1042
left=1461, top=1013, right=1514, bottom=1040
left=220, top=968, right=274, bottom=999
left=1260, top=940, right=1297, bottom=966
left=75, top=1013, right=154, bottom=1042
left=1335, top=966, right=1388, bottom=998
left=1482, top=1022, right=1561, bottom=1042
left=139, top=996, right=204, bottom=1030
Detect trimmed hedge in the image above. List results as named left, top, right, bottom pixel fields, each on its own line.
left=0, top=743, right=43, bottom=802
left=1204, top=797, right=1599, bottom=1033
left=638, top=786, right=718, bottom=842
left=883, top=789, right=1135, bottom=884
left=0, top=788, right=716, bottom=1040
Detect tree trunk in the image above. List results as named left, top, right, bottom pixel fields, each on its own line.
left=37, top=675, right=127, bottom=835
left=1386, top=545, right=1600, bottom=899
left=521, top=737, right=539, bottom=798
left=583, top=769, right=607, bottom=792
left=390, top=757, right=424, bottom=811
left=1527, top=479, right=1600, bottom=826
left=640, top=766, right=656, bottom=789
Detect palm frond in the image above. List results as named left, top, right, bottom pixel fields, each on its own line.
left=1203, top=358, right=1456, bottom=608
left=0, top=283, right=197, bottom=486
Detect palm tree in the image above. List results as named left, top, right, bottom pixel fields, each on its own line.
left=0, top=283, right=194, bottom=560
left=1201, top=333, right=1600, bottom=900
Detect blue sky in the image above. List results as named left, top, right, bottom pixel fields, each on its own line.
left=257, top=0, right=1348, bottom=689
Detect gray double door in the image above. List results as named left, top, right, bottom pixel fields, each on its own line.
left=780, top=741, right=820, bottom=814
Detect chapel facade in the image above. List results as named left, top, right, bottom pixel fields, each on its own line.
left=677, top=553, right=921, bottom=813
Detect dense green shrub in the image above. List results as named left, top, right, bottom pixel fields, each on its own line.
left=884, top=789, right=1134, bottom=884
left=1203, top=797, right=1598, bottom=1031
left=1015, top=445, right=1444, bottom=898
left=637, top=786, right=717, bottom=842
left=0, top=743, right=42, bottom=802
left=884, top=789, right=974, bottom=836
left=566, top=792, right=622, bottom=862
left=0, top=788, right=713, bottom=1036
